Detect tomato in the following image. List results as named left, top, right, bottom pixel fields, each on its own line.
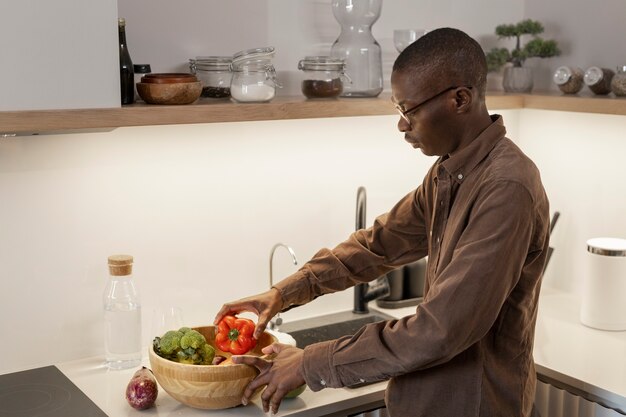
left=215, top=315, right=257, bottom=355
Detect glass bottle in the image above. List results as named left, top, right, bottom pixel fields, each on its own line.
left=118, top=18, right=134, bottom=105
left=230, top=47, right=280, bottom=103
left=103, top=254, right=142, bottom=369
left=330, top=0, right=383, bottom=97
left=298, top=56, right=348, bottom=99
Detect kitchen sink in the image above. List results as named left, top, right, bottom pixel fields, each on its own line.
left=279, top=310, right=395, bottom=349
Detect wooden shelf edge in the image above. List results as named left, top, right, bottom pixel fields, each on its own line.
left=2, top=92, right=626, bottom=135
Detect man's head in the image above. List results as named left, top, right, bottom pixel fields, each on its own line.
left=391, top=28, right=490, bottom=156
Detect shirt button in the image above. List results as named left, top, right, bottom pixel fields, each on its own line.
left=320, top=379, right=326, bottom=386
left=457, top=173, right=464, bottom=180
left=359, top=378, right=365, bottom=383
left=437, top=237, right=440, bottom=243
left=440, top=200, right=444, bottom=206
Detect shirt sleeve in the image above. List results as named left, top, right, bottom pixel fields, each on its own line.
left=273, top=187, right=430, bottom=310
left=301, top=180, right=539, bottom=390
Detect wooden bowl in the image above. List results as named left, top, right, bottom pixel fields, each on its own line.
left=149, top=326, right=277, bottom=409
left=136, top=81, right=202, bottom=105
left=141, top=73, right=198, bottom=84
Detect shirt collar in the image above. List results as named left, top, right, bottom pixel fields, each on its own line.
left=439, top=114, right=507, bottom=184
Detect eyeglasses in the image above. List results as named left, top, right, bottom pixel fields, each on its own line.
left=394, top=86, right=472, bottom=126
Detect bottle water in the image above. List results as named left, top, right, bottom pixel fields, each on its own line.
left=103, top=254, right=142, bottom=369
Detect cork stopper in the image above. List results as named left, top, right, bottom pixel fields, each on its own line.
left=108, top=254, right=133, bottom=276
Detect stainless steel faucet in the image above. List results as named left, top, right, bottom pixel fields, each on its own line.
left=353, top=186, right=390, bottom=314
left=269, top=243, right=298, bottom=330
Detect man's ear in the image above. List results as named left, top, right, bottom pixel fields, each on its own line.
left=454, top=87, right=473, bottom=113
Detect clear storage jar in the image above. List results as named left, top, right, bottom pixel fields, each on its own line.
left=553, top=66, right=584, bottom=94
left=189, top=56, right=232, bottom=98
left=584, top=66, right=615, bottom=95
left=297, top=56, right=348, bottom=99
left=230, top=47, right=280, bottom=103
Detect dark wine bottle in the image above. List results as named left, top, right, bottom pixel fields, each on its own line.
left=118, top=18, right=134, bottom=105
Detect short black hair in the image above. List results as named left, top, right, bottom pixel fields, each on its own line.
left=393, top=28, right=487, bottom=96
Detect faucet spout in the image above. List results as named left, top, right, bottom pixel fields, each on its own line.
left=353, top=186, right=390, bottom=314
left=269, top=243, right=298, bottom=330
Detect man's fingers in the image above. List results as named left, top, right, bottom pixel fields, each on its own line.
left=241, top=372, right=270, bottom=405
left=261, top=342, right=288, bottom=355
left=269, top=386, right=290, bottom=415
left=231, top=355, right=272, bottom=372
left=260, top=384, right=277, bottom=413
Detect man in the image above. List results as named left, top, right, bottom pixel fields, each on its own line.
left=215, top=27, right=550, bottom=417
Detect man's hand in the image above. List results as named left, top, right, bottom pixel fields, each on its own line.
left=232, top=343, right=306, bottom=414
left=214, top=288, right=283, bottom=339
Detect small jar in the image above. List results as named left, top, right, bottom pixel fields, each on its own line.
left=610, top=66, right=626, bottom=96
left=553, top=66, right=584, bottom=94
left=297, top=56, right=348, bottom=98
left=584, top=66, right=615, bottom=95
left=189, top=56, right=232, bottom=98
left=230, top=47, right=280, bottom=103
left=133, top=64, right=151, bottom=102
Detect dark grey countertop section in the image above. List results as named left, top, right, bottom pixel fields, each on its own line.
left=0, top=365, right=107, bottom=417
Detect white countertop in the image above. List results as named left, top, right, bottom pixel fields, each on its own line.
left=57, top=357, right=385, bottom=417
left=54, top=288, right=625, bottom=416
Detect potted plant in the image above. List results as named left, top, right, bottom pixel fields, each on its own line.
left=485, top=19, right=560, bottom=93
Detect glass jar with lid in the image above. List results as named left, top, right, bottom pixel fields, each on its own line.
left=189, top=56, right=232, bottom=98
left=553, top=66, right=583, bottom=94
left=610, top=65, right=626, bottom=96
left=584, top=66, right=615, bottom=95
left=230, top=47, right=280, bottom=103
left=297, top=56, right=349, bottom=99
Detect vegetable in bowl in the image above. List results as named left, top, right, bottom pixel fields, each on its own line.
left=153, top=327, right=215, bottom=365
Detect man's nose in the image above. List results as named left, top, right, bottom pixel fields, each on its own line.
left=397, top=116, right=411, bottom=132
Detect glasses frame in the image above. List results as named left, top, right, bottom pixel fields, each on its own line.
left=394, top=85, right=472, bottom=126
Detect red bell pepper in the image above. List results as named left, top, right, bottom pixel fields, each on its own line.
left=215, top=315, right=257, bottom=355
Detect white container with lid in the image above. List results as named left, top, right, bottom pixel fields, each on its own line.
left=230, top=47, right=281, bottom=103
left=581, top=237, right=626, bottom=331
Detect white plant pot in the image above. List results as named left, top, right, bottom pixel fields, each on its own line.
left=503, top=66, right=534, bottom=93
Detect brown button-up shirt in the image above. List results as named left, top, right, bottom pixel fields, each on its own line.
left=274, top=115, right=550, bottom=417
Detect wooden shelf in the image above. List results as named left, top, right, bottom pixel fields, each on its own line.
left=1, top=92, right=625, bottom=135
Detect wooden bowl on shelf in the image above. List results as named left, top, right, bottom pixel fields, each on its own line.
left=136, top=74, right=201, bottom=105
left=140, top=73, right=198, bottom=84
left=136, top=80, right=202, bottom=105
left=148, top=325, right=277, bottom=410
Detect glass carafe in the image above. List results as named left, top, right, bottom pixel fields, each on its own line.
left=330, top=0, right=383, bottom=97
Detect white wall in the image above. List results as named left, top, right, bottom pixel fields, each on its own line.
left=3, top=107, right=626, bottom=373
left=0, top=0, right=120, bottom=111
left=516, top=109, right=626, bottom=293
left=0, top=113, right=443, bottom=373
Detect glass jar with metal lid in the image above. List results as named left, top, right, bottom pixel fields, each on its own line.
left=584, top=66, right=615, bottom=95
left=610, top=65, right=626, bottom=96
left=230, top=47, right=280, bottom=103
left=297, top=56, right=349, bottom=99
left=553, top=66, right=584, bottom=94
left=189, top=56, right=232, bottom=98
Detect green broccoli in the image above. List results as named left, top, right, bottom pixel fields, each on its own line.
left=180, top=330, right=205, bottom=350
left=153, top=327, right=215, bottom=365
left=159, top=330, right=184, bottom=356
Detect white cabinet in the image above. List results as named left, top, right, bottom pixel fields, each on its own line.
left=0, top=0, right=119, bottom=111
